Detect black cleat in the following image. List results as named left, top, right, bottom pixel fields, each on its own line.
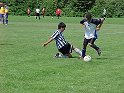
left=97, top=49, right=101, bottom=56
left=54, top=53, right=60, bottom=58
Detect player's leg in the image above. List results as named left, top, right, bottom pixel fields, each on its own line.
left=36, top=14, right=37, bottom=19
left=71, top=45, right=82, bottom=56
left=82, top=38, right=89, bottom=58
left=5, top=13, right=8, bottom=25
left=2, top=14, right=4, bottom=24
left=0, top=14, right=2, bottom=24
left=56, top=43, right=72, bottom=58
left=55, top=53, right=69, bottom=58
left=43, top=13, right=44, bottom=18
left=89, top=38, right=101, bottom=56
left=57, top=14, right=60, bottom=19
left=38, top=14, right=40, bottom=20
left=36, top=13, right=38, bottom=19
left=42, top=11, right=45, bottom=18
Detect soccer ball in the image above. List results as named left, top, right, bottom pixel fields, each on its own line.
left=83, top=55, right=91, bottom=62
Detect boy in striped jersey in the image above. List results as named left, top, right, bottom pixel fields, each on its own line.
left=43, top=22, right=82, bottom=58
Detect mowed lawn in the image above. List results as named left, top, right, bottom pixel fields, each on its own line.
left=0, top=16, right=124, bottom=93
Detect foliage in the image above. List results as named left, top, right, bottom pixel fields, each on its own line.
left=90, top=0, right=124, bottom=17
left=1, top=0, right=124, bottom=17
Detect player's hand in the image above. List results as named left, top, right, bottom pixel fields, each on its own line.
left=43, top=43, right=47, bottom=47
left=96, top=27, right=100, bottom=31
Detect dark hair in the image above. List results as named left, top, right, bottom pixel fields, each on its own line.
left=58, top=22, right=66, bottom=29
left=85, top=12, right=92, bottom=20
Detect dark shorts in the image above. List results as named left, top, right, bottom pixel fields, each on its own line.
left=0, top=14, right=4, bottom=18
left=58, top=43, right=71, bottom=55
left=5, top=13, right=8, bottom=19
left=36, top=13, right=40, bottom=16
left=83, top=38, right=96, bottom=46
left=56, top=14, right=60, bottom=16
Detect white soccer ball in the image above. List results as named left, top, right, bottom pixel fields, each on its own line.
left=84, top=55, right=91, bottom=62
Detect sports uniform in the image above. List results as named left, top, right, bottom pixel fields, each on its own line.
left=51, top=29, right=71, bottom=55
left=4, top=5, right=9, bottom=25
left=43, top=22, right=82, bottom=58
left=80, top=15, right=102, bottom=58
left=27, top=8, right=31, bottom=17
left=0, top=7, right=5, bottom=24
left=42, top=7, right=45, bottom=18
left=56, top=8, right=61, bottom=19
left=35, top=8, right=40, bottom=19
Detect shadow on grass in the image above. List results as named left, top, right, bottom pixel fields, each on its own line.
left=0, top=43, right=14, bottom=45
left=72, top=56, right=109, bottom=60
left=93, top=57, right=109, bottom=59
left=71, top=56, right=81, bottom=59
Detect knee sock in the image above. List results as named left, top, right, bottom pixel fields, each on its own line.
left=74, top=48, right=82, bottom=56
left=6, top=20, right=8, bottom=24
left=90, top=44, right=99, bottom=51
left=58, top=54, right=69, bottom=58
left=82, top=49, right=86, bottom=58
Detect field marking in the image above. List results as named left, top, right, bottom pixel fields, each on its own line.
left=101, top=31, right=124, bottom=35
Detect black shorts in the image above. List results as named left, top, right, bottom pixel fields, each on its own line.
left=58, top=43, right=71, bottom=55
left=83, top=38, right=96, bottom=45
left=36, top=13, right=40, bottom=16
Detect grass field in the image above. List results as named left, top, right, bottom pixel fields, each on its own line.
left=0, top=16, right=124, bottom=93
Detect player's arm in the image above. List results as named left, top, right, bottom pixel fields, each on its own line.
left=80, top=24, right=85, bottom=28
left=43, top=37, right=54, bottom=47
left=96, top=17, right=105, bottom=31
left=96, top=9, right=106, bottom=31
left=80, top=19, right=85, bottom=27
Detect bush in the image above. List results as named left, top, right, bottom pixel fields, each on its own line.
left=3, top=0, right=124, bottom=17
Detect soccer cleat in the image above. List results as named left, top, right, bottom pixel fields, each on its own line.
left=70, top=45, right=73, bottom=53
left=97, top=49, right=101, bottom=56
left=54, top=53, right=60, bottom=58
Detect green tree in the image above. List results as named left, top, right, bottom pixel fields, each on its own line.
left=91, top=0, right=124, bottom=17
left=1, top=0, right=124, bottom=17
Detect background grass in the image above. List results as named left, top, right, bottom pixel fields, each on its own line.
left=0, top=16, right=124, bottom=93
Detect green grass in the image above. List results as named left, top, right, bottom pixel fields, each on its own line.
left=0, top=16, right=124, bottom=93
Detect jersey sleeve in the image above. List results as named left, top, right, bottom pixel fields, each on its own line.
left=92, top=19, right=101, bottom=26
left=80, top=19, right=86, bottom=24
left=51, top=31, right=59, bottom=39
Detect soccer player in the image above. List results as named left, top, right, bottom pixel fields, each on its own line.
left=42, top=7, right=46, bottom=18
left=0, top=7, right=2, bottom=24
left=27, top=8, right=31, bottom=17
left=56, top=8, right=61, bottom=19
left=0, top=6, right=5, bottom=24
left=4, top=4, right=9, bottom=25
left=80, top=12, right=105, bottom=58
left=35, top=6, right=40, bottom=20
left=43, top=22, right=82, bottom=58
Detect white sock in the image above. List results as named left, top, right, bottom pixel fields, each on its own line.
left=74, top=48, right=82, bottom=56
left=58, top=54, right=69, bottom=58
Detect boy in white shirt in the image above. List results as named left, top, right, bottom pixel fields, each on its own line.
left=35, top=6, right=40, bottom=20
left=80, top=12, right=105, bottom=58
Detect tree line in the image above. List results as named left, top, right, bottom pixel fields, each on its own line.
left=1, top=0, right=124, bottom=17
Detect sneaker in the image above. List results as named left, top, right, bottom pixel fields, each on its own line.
left=69, top=45, right=73, bottom=53
left=54, top=53, right=60, bottom=58
left=97, top=49, right=101, bottom=56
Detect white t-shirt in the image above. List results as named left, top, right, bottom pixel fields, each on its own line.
left=80, top=19, right=101, bottom=39
left=36, top=9, right=40, bottom=13
left=84, top=22, right=97, bottom=39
